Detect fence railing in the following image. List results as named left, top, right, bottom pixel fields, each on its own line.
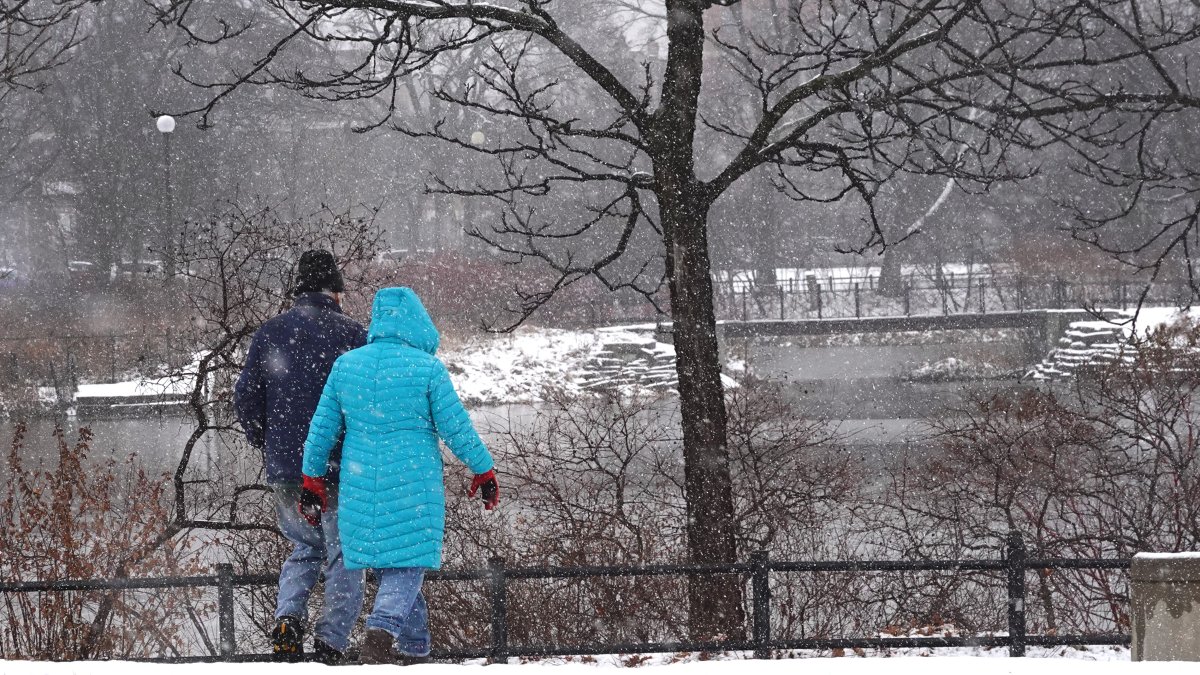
left=713, top=276, right=1193, bottom=322
left=0, top=331, right=180, bottom=391
left=0, top=534, right=1131, bottom=663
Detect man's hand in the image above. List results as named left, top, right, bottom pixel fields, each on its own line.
left=299, top=475, right=327, bottom=527
left=468, top=470, right=500, bottom=510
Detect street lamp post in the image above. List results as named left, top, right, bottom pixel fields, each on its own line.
left=156, top=115, right=176, bottom=279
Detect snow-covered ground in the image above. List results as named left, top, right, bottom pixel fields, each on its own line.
left=439, top=325, right=742, bottom=402
left=42, top=326, right=729, bottom=409
left=6, top=652, right=1197, bottom=675
left=440, top=326, right=638, bottom=403
left=905, top=357, right=1011, bottom=382
left=41, top=306, right=1197, bottom=407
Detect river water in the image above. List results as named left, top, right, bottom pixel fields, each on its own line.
left=5, top=408, right=530, bottom=478
left=5, top=335, right=1036, bottom=475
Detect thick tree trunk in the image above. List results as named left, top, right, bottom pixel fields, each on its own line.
left=661, top=190, right=746, bottom=642
left=878, top=247, right=904, bottom=297
left=653, top=0, right=745, bottom=642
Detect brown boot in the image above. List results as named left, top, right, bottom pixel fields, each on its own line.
left=358, top=628, right=397, bottom=665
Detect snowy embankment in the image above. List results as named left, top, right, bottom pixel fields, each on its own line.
left=40, top=326, right=734, bottom=410
left=2, top=653, right=1191, bottom=675
left=438, top=326, right=616, bottom=403
left=441, top=325, right=739, bottom=404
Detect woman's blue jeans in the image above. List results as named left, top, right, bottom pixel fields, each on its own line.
left=366, top=567, right=431, bottom=657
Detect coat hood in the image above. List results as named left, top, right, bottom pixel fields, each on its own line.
left=366, top=287, right=440, bottom=354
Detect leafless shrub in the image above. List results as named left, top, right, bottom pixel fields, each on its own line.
left=0, top=423, right=210, bottom=659
left=877, top=317, right=1200, bottom=637
left=432, top=382, right=851, bottom=651
left=163, top=200, right=389, bottom=532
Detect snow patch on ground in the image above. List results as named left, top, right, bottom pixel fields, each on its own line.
left=905, top=357, right=1010, bottom=382
left=38, top=354, right=202, bottom=406
left=74, top=376, right=192, bottom=399
left=441, top=327, right=607, bottom=404
left=0, top=648, right=1168, bottom=675
left=437, top=326, right=737, bottom=405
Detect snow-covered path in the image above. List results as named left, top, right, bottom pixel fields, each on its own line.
left=0, top=656, right=1190, bottom=675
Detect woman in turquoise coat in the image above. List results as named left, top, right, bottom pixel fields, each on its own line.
left=299, top=286, right=499, bottom=664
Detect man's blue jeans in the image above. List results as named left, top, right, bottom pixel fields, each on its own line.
left=366, top=568, right=431, bottom=658
left=272, top=483, right=365, bottom=653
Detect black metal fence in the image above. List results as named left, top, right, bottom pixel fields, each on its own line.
left=0, top=331, right=181, bottom=392
left=0, top=534, right=1131, bottom=663
left=713, top=276, right=1193, bottom=322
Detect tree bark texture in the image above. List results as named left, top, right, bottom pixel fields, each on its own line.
left=651, top=0, right=745, bottom=642
left=660, top=188, right=746, bottom=642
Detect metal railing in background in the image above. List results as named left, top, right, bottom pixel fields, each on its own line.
left=0, top=534, right=1131, bottom=663
left=0, top=331, right=179, bottom=389
left=713, top=276, right=1191, bottom=322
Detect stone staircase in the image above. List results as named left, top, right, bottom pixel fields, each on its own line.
left=1029, top=321, right=1129, bottom=380
left=578, top=338, right=680, bottom=392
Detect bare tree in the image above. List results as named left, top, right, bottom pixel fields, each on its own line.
left=0, top=0, right=87, bottom=99
left=153, top=0, right=1200, bottom=640
left=159, top=201, right=387, bottom=534
left=1067, top=107, right=1200, bottom=298
left=0, top=0, right=89, bottom=203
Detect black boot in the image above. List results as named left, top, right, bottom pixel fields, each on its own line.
left=358, top=628, right=396, bottom=665
left=312, top=637, right=346, bottom=665
left=271, top=616, right=305, bottom=662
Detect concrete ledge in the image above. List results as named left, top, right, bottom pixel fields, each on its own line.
left=1132, top=553, right=1200, bottom=583
left=1132, top=552, right=1200, bottom=661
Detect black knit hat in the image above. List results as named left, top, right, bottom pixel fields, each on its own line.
left=294, top=250, right=345, bottom=295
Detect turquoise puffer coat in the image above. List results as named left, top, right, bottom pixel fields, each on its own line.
left=301, top=287, right=494, bottom=570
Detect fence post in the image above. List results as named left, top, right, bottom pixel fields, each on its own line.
left=980, top=279, right=987, bottom=314
left=489, top=557, right=508, bottom=663
left=854, top=283, right=861, bottom=318
left=742, top=289, right=748, bottom=322
left=779, top=285, right=785, bottom=321
left=751, top=551, right=771, bottom=660
left=216, top=563, right=235, bottom=659
left=904, top=282, right=911, bottom=316
left=1005, top=533, right=1027, bottom=657
left=816, top=283, right=823, bottom=320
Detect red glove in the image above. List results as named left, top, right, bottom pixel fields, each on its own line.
left=298, top=475, right=327, bottom=527
left=468, top=470, right=500, bottom=510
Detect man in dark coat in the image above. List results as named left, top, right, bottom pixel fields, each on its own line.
left=233, top=250, right=367, bottom=664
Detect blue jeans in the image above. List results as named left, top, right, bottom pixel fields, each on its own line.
left=366, top=568, right=431, bottom=657
left=272, top=483, right=365, bottom=653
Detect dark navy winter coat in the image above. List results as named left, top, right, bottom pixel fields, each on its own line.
left=234, top=292, right=367, bottom=484
left=302, top=287, right=494, bottom=569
